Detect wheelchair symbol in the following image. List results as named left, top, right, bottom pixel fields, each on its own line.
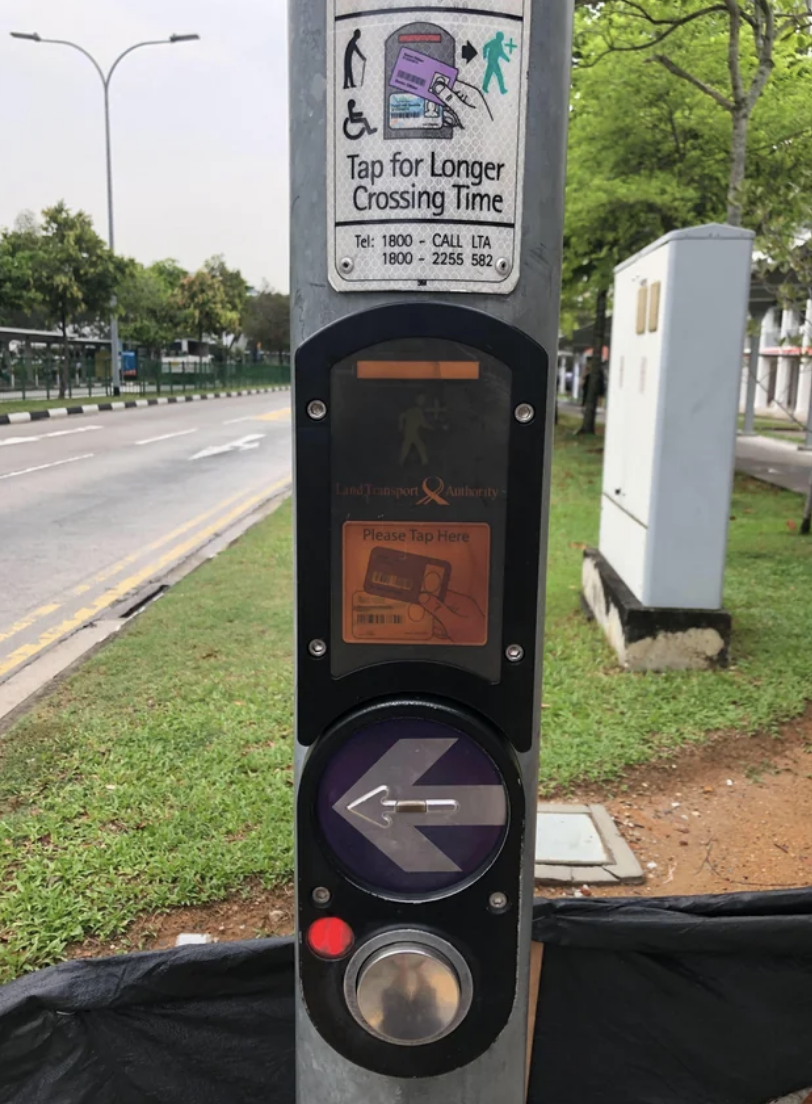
left=343, top=99, right=378, bottom=141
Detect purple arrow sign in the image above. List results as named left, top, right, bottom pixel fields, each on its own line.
left=316, top=719, right=509, bottom=895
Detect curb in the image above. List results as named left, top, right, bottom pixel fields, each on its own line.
left=0, top=386, right=291, bottom=427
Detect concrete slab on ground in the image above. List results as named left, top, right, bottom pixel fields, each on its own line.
left=535, top=803, right=644, bottom=887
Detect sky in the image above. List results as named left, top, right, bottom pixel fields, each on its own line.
left=0, top=0, right=290, bottom=290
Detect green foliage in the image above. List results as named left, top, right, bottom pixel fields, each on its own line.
left=203, top=255, right=249, bottom=336
left=243, top=288, right=290, bottom=358
left=0, top=215, right=45, bottom=326
left=177, top=268, right=240, bottom=348
left=563, top=0, right=812, bottom=329
left=28, top=202, right=125, bottom=337
left=0, top=202, right=125, bottom=395
left=117, top=260, right=190, bottom=353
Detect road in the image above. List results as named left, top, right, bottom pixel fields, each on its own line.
left=0, top=392, right=291, bottom=685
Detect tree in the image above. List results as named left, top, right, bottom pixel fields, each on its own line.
left=203, top=255, right=249, bottom=350
left=176, top=268, right=240, bottom=366
left=0, top=232, right=38, bottom=325
left=567, top=1, right=812, bottom=431
left=577, top=1, right=812, bottom=226
left=117, top=259, right=189, bottom=357
left=17, top=203, right=126, bottom=398
left=565, top=20, right=732, bottom=432
left=243, top=289, right=290, bottom=362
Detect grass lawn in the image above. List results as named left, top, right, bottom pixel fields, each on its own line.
left=737, top=413, right=799, bottom=433
left=0, top=424, right=811, bottom=978
left=0, top=387, right=286, bottom=415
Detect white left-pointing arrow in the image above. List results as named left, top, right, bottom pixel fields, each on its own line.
left=190, top=434, right=265, bottom=461
left=334, top=738, right=507, bottom=874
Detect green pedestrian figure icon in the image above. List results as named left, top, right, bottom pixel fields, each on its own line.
left=399, top=395, right=433, bottom=466
left=482, top=31, right=510, bottom=95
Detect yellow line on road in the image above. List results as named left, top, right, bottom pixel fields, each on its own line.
left=254, top=408, right=291, bottom=422
left=0, top=603, right=62, bottom=646
left=75, top=484, right=269, bottom=594
left=0, top=487, right=277, bottom=646
left=0, top=477, right=290, bottom=680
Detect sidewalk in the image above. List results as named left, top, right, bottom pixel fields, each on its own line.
left=736, top=433, right=812, bottom=495
left=558, top=399, right=811, bottom=495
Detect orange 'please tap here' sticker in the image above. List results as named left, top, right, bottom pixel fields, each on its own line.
left=342, top=522, right=490, bottom=646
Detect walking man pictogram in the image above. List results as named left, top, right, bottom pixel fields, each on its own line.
left=482, top=31, right=510, bottom=95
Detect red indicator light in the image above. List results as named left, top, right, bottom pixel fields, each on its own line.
left=307, top=917, right=354, bottom=959
left=399, top=34, right=442, bottom=42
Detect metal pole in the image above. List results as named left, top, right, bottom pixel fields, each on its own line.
left=290, top=0, right=573, bottom=1100
left=104, top=81, right=122, bottom=396
left=741, top=309, right=764, bottom=436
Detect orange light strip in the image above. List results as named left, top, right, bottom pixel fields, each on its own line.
left=357, top=361, right=480, bottom=380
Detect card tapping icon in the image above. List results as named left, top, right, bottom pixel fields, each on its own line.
left=343, top=523, right=491, bottom=647
left=384, top=23, right=456, bottom=140
left=364, top=548, right=452, bottom=605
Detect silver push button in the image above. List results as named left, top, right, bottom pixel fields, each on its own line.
left=344, top=930, right=473, bottom=1047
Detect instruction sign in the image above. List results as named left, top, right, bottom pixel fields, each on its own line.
left=343, top=522, right=490, bottom=645
left=327, top=0, right=532, bottom=294
left=329, top=335, right=511, bottom=683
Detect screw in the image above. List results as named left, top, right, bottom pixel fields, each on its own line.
left=514, top=403, right=535, bottom=424
left=489, top=891, right=509, bottom=912
left=308, top=639, right=327, bottom=658
left=307, top=399, right=327, bottom=421
left=495, top=257, right=511, bottom=277
left=339, top=257, right=354, bottom=274
left=312, top=887, right=332, bottom=907
left=505, top=644, right=524, bottom=663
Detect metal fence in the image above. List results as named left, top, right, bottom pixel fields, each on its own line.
left=0, top=356, right=290, bottom=404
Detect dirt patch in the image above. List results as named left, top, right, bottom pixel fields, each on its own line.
left=69, top=882, right=295, bottom=959
left=555, top=705, right=812, bottom=898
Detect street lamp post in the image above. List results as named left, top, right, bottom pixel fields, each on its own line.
left=11, top=31, right=199, bottom=395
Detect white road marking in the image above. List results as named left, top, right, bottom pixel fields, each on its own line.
left=190, top=434, right=265, bottom=461
left=136, top=428, right=199, bottom=447
left=0, top=425, right=103, bottom=447
left=0, top=453, right=94, bottom=481
left=223, top=415, right=256, bottom=425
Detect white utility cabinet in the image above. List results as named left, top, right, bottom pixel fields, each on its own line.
left=600, top=223, right=754, bottom=610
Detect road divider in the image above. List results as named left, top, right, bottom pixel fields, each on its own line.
left=0, top=387, right=291, bottom=427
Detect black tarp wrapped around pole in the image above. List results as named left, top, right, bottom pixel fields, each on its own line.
left=1, top=891, right=810, bottom=1103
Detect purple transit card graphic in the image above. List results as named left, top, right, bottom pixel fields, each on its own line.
left=390, top=47, right=459, bottom=108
